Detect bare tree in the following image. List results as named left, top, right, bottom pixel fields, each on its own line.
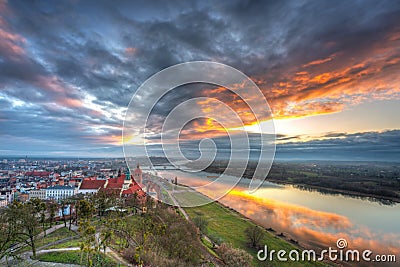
left=7, top=202, right=41, bottom=257
left=244, top=225, right=264, bottom=248
left=0, top=209, right=16, bottom=261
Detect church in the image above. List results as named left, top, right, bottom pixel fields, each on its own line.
left=102, top=163, right=145, bottom=198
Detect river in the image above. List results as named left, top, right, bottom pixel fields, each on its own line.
left=155, top=169, right=400, bottom=261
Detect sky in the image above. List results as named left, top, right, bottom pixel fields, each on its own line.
left=0, top=0, right=399, bottom=160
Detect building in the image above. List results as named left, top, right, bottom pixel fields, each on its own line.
left=18, top=193, right=29, bottom=203
left=0, top=196, right=7, bottom=207
left=133, top=163, right=142, bottom=185
left=25, top=171, right=51, bottom=178
left=58, top=205, right=71, bottom=217
left=78, top=179, right=107, bottom=194
left=28, top=189, right=46, bottom=200
left=45, top=185, right=75, bottom=201
left=103, top=164, right=144, bottom=198
left=123, top=169, right=131, bottom=190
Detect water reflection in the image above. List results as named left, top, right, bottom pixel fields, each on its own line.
left=292, top=185, right=397, bottom=206
left=219, top=189, right=400, bottom=257
left=158, top=170, right=400, bottom=263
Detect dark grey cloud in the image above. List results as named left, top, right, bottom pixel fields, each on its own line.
left=0, top=0, right=399, bottom=156
left=276, top=130, right=400, bottom=162
left=158, top=130, right=400, bottom=162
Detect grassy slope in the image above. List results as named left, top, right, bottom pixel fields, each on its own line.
left=185, top=202, right=324, bottom=267
left=36, top=251, right=122, bottom=267
left=16, top=227, right=78, bottom=253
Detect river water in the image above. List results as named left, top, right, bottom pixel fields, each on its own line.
left=156, top=169, right=400, bottom=260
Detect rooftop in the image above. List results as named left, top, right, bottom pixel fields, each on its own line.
left=79, top=179, right=106, bottom=190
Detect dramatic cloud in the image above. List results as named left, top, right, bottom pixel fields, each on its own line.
left=0, top=0, right=399, bottom=156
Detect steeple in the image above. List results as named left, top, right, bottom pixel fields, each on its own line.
left=125, top=168, right=131, bottom=180
left=134, top=162, right=142, bottom=185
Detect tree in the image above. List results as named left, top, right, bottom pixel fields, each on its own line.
left=7, top=202, right=41, bottom=257
left=30, top=198, right=46, bottom=236
left=217, top=243, right=252, bottom=267
left=93, top=190, right=116, bottom=218
left=125, top=192, right=139, bottom=214
left=47, top=201, right=58, bottom=228
left=69, top=193, right=84, bottom=226
left=244, top=225, right=264, bottom=248
left=60, top=200, right=68, bottom=227
left=76, top=199, right=95, bottom=266
left=78, top=220, right=96, bottom=266
left=0, top=209, right=16, bottom=261
left=63, top=198, right=75, bottom=230
left=76, top=199, right=95, bottom=223
left=99, top=227, right=112, bottom=254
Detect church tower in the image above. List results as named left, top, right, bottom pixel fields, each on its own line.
left=134, top=163, right=142, bottom=185
left=123, top=168, right=131, bottom=190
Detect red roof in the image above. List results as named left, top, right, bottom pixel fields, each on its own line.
left=106, top=174, right=125, bottom=188
left=106, top=182, right=123, bottom=189
left=79, top=179, right=106, bottom=190
left=102, top=174, right=145, bottom=197
left=121, top=182, right=145, bottom=196
left=25, top=171, right=51, bottom=177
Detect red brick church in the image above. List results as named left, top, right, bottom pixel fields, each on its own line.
left=101, top=163, right=145, bottom=198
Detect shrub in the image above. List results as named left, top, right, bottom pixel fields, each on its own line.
left=216, top=243, right=252, bottom=267
left=192, top=216, right=208, bottom=234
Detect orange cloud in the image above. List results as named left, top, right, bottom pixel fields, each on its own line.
left=84, top=134, right=122, bottom=146
left=60, top=98, right=83, bottom=108
left=263, top=30, right=400, bottom=120
left=186, top=28, right=399, bottom=137
left=34, top=76, right=84, bottom=108
left=178, top=118, right=227, bottom=140
left=302, top=54, right=337, bottom=68
left=125, top=47, right=137, bottom=55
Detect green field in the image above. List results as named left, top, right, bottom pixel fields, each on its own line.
left=173, top=190, right=211, bottom=207
left=46, top=238, right=81, bottom=249
left=36, top=250, right=122, bottom=267
left=185, top=202, right=324, bottom=267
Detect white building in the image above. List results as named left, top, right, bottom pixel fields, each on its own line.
left=0, top=196, right=7, bottom=207
left=45, top=185, right=76, bottom=201
left=28, top=189, right=46, bottom=200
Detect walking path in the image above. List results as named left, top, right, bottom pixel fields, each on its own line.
left=1, top=223, right=131, bottom=267
left=165, top=184, right=223, bottom=266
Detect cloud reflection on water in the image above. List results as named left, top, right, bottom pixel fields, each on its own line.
left=215, top=189, right=400, bottom=257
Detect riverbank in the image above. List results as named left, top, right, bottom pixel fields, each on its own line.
left=266, top=178, right=400, bottom=204
left=184, top=200, right=326, bottom=267
left=202, top=161, right=400, bottom=204
left=160, top=169, right=400, bottom=267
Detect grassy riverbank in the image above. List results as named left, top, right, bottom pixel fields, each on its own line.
left=185, top=201, right=325, bottom=267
